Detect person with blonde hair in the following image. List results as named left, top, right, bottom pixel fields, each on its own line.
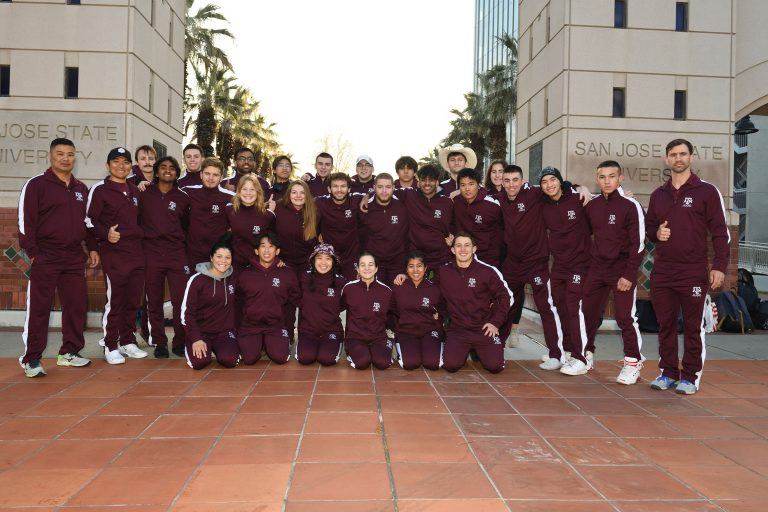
left=226, top=173, right=275, bottom=270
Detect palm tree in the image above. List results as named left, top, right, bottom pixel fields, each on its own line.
left=185, top=63, right=238, bottom=156
left=443, top=93, right=488, bottom=174
left=477, top=34, right=518, bottom=160
left=185, top=0, right=234, bottom=96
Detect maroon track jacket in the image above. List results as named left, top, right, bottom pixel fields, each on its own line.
left=177, top=171, right=202, bottom=189
left=541, top=189, right=591, bottom=273
left=182, top=184, right=234, bottom=264
left=395, top=188, right=454, bottom=266
left=341, top=279, right=393, bottom=341
left=358, top=196, right=409, bottom=264
left=315, top=194, right=363, bottom=266
left=236, top=258, right=300, bottom=329
left=350, top=175, right=376, bottom=196
left=138, top=183, right=190, bottom=257
left=499, top=185, right=549, bottom=270
left=181, top=262, right=235, bottom=341
left=452, top=191, right=503, bottom=266
left=298, top=270, right=347, bottom=336
left=225, top=204, right=275, bottom=268
left=307, top=175, right=330, bottom=198
left=391, top=279, right=444, bottom=337
left=221, top=173, right=271, bottom=196
left=85, top=178, right=143, bottom=253
left=273, top=204, right=318, bottom=270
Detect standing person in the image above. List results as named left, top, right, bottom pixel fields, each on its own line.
left=182, top=157, right=234, bottom=267
left=394, top=156, right=418, bottom=189
left=86, top=147, right=149, bottom=364
left=437, top=144, right=477, bottom=195
left=272, top=180, right=318, bottom=272
left=438, top=234, right=512, bottom=374
left=307, top=152, right=334, bottom=197
left=350, top=155, right=376, bottom=196
left=315, top=172, right=364, bottom=280
left=359, top=173, right=409, bottom=283
left=646, top=139, right=729, bottom=395
left=484, top=159, right=506, bottom=193
left=18, top=138, right=99, bottom=377
left=138, top=156, right=191, bottom=358
left=582, top=161, right=646, bottom=384
left=177, top=143, right=204, bottom=188
left=128, top=145, right=157, bottom=186
left=225, top=174, right=275, bottom=271
left=296, top=244, right=347, bottom=365
left=221, top=147, right=271, bottom=195
left=452, top=168, right=503, bottom=267
left=341, top=252, right=394, bottom=370
left=270, top=155, right=294, bottom=201
left=236, top=232, right=300, bottom=364
left=499, top=165, right=563, bottom=352
left=181, top=242, right=240, bottom=370
left=539, top=167, right=591, bottom=374
left=391, top=252, right=444, bottom=370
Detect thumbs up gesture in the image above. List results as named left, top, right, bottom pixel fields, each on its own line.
left=108, top=224, right=121, bottom=244
left=266, top=194, right=276, bottom=211
left=657, top=220, right=670, bottom=242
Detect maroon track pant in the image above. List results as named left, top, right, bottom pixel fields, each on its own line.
left=582, top=270, right=642, bottom=360
left=651, top=282, right=708, bottom=386
left=345, top=338, right=393, bottom=370
left=295, top=331, right=343, bottom=366
left=238, top=325, right=291, bottom=365
left=144, top=254, right=190, bottom=349
left=101, top=251, right=144, bottom=351
left=185, top=329, right=240, bottom=370
left=550, top=268, right=588, bottom=363
left=443, top=330, right=505, bottom=374
left=502, top=264, right=564, bottom=360
left=394, top=331, right=443, bottom=370
left=21, top=258, right=87, bottom=364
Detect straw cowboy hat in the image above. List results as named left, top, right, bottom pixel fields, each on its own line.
left=438, top=144, right=477, bottom=173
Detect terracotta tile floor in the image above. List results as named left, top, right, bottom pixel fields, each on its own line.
left=0, top=358, right=766, bottom=511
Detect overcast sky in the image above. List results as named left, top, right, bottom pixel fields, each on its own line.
left=214, top=0, right=475, bottom=173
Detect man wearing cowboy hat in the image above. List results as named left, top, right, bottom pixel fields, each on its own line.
left=438, top=143, right=478, bottom=195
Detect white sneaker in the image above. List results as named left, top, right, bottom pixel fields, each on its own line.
left=560, top=357, right=589, bottom=376
left=119, top=343, right=148, bottom=359
left=539, top=357, right=563, bottom=370
left=586, top=350, right=594, bottom=370
left=616, top=357, right=643, bottom=385
left=105, top=348, right=125, bottom=365
left=506, top=329, right=519, bottom=348
left=541, top=351, right=570, bottom=363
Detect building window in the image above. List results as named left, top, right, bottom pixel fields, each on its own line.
left=153, top=140, right=167, bottom=158
left=67, top=0, right=81, bottom=4
left=614, top=0, right=627, bottom=28
left=0, top=65, right=9, bottom=96
left=674, top=90, right=687, bottom=120
left=675, top=2, right=688, bottom=32
left=612, top=88, right=626, bottom=118
left=530, top=141, right=543, bottom=177
left=64, top=67, right=79, bottom=98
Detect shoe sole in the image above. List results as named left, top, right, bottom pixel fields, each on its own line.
left=674, top=388, right=696, bottom=395
left=539, top=365, right=562, bottom=371
left=57, top=360, right=92, bottom=367
left=118, top=351, right=149, bottom=359
left=561, top=369, right=588, bottom=376
left=25, top=371, right=46, bottom=378
left=617, top=378, right=639, bottom=385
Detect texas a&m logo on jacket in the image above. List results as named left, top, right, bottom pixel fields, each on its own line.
left=345, top=209, right=352, bottom=218
left=272, top=277, right=281, bottom=287
left=683, top=197, right=694, bottom=208
left=168, top=201, right=177, bottom=211
left=373, top=302, right=381, bottom=312
left=211, top=204, right=220, bottom=214
left=468, top=277, right=477, bottom=288
left=74, top=192, right=84, bottom=202
left=434, top=209, right=442, bottom=219
left=567, top=210, right=576, bottom=220
left=608, top=214, right=616, bottom=225
left=391, top=215, right=399, bottom=224
left=421, top=297, right=430, bottom=307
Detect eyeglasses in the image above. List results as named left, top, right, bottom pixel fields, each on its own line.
left=236, top=157, right=255, bottom=162
left=357, top=163, right=372, bottom=169
left=276, top=163, right=292, bottom=169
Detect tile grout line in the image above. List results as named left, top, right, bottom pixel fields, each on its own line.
left=372, top=366, right=402, bottom=512
left=280, top=363, right=322, bottom=512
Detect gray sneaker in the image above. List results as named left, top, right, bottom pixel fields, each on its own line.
left=674, top=379, right=697, bottom=395
left=650, top=375, right=677, bottom=390
left=24, top=360, right=46, bottom=378
left=57, top=353, right=91, bottom=367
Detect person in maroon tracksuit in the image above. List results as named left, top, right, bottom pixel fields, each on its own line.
left=315, top=173, right=364, bottom=280
left=128, top=144, right=157, bottom=186
left=646, top=139, right=729, bottom=395
left=394, top=165, right=454, bottom=270
left=394, top=156, right=418, bottom=189
left=236, top=232, right=301, bottom=364
left=438, top=144, right=477, bottom=195
left=306, top=152, right=334, bottom=198
left=452, top=168, right=503, bottom=267
left=181, top=242, right=240, bottom=369
left=269, top=155, right=293, bottom=202
left=18, top=138, right=99, bottom=377
left=138, top=156, right=191, bottom=358
left=350, top=155, right=376, bottom=196
left=359, top=173, right=409, bottom=284
left=182, top=157, right=234, bottom=267
left=297, top=244, right=347, bottom=365
left=221, top=147, right=271, bottom=195
left=225, top=173, right=275, bottom=271
left=86, top=147, right=149, bottom=364
left=341, top=252, right=394, bottom=370
left=499, top=165, right=564, bottom=354
left=391, top=252, right=445, bottom=370
left=272, top=181, right=318, bottom=272
left=484, top=159, right=506, bottom=194
left=438, top=233, right=512, bottom=374
left=583, top=161, right=646, bottom=385
left=539, top=167, right=592, bottom=373
left=177, top=143, right=204, bottom=188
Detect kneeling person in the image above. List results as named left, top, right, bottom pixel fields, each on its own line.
left=236, top=232, right=300, bottom=364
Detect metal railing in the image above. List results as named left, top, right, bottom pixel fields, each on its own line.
left=739, top=241, right=768, bottom=275
left=733, top=188, right=746, bottom=211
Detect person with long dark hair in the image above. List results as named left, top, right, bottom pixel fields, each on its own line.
left=483, top=159, right=506, bottom=193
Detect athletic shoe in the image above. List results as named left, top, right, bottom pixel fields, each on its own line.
left=541, top=351, right=570, bottom=363
left=171, top=345, right=186, bottom=358
left=154, top=346, right=169, bottom=359
left=506, top=329, right=519, bottom=348
left=650, top=375, right=677, bottom=390
left=57, top=353, right=91, bottom=367
left=616, top=357, right=643, bottom=385
left=539, top=357, right=562, bottom=370
left=560, top=357, right=589, bottom=376
left=104, top=348, right=126, bottom=365
left=674, top=379, right=697, bottom=395
left=585, top=350, right=594, bottom=370
left=24, top=360, right=46, bottom=378
left=469, top=349, right=480, bottom=362
left=118, top=343, right=148, bottom=359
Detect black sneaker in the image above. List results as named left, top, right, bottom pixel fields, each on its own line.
left=171, top=345, right=186, bottom=358
left=154, top=346, right=170, bottom=358
left=469, top=349, right=480, bottom=362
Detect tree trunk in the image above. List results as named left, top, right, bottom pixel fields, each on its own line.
left=488, top=123, right=508, bottom=161
left=469, top=133, right=487, bottom=173
left=197, top=106, right=216, bottom=157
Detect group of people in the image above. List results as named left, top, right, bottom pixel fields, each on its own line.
left=17, top=136, right=729, bottom=395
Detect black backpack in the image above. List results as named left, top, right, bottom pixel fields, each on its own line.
left=737, top=268, right=760, bottom=315
left=752, top=301, right=768, bottom=330
left=636, top=299, right=683, bottom=333
left=715, top=291, right=754, bottom=334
